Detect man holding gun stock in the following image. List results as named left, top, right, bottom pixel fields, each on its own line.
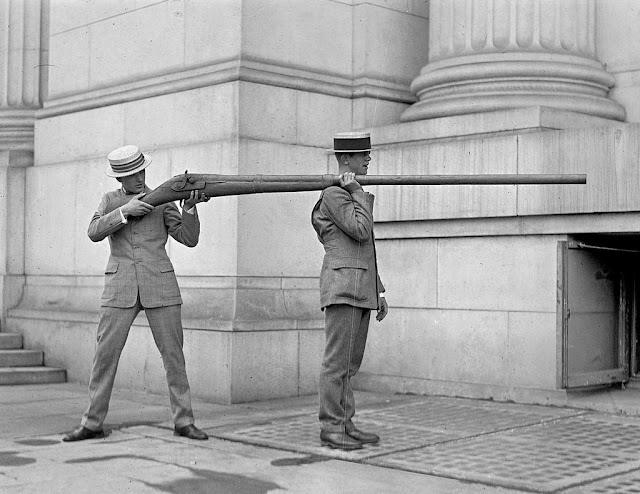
left=312, top=132, right=389, bottom=451
left=63, top=145, right=210, bottom=442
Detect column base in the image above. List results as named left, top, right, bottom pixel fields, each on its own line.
left=402, top=53, right=626, bottom=122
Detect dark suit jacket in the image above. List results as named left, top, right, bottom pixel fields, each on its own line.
left=311, top=185, right=384, bottom=310
left=88, top=187, right=199, bottom=308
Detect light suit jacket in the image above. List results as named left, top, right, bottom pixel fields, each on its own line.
left=311, top=185, right=384, bottom=310
left=88, top=187, right=199, bottom=308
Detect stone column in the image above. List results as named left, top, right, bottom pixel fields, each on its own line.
left=0, top=0, right=43, bottom=328
left=401, top=0, right=625, bottom=122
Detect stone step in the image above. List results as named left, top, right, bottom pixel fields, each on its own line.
left=626, top=377, right=640, bottom=390
left=0, top=349, right=44, bottom=367
left=0, top=367, right=66, bottom=385
left=0, top=333, right=23, bottom=349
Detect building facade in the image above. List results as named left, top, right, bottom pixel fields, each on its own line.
left=1, top=0, right=640, bottom=404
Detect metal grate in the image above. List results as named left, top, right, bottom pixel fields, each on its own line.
left=358, top=397, right=571, bottom=435
left=502, top=415, right=640, bottom=455
left=211, top=413, right=458, bottom=460
left=370, top=434, right=639, bottom=493
left=208, top=397, right=640, bottom=492
left=562, top=470, right=640, bottom=493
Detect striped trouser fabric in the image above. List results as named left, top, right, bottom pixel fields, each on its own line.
left=81, top=301, right=194, bottom=430
left=318, top=304, right=371, bottom=433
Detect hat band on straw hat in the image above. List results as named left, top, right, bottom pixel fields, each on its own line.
left=110, top=152, right=146, bottom=175
left=106, top=144, right=152, bottom=177
left=333, top=132, right=371, bottom=153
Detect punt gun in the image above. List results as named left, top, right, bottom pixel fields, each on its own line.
left=141, top=172, right=587, bottom=207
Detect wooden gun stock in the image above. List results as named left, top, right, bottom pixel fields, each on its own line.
left=141, top=172, right=587, bottom=207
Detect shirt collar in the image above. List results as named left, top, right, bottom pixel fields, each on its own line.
left=120, top=185, right=150, bottom=195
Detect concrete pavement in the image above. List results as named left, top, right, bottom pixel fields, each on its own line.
left=1, top=383, right=640, bottom=493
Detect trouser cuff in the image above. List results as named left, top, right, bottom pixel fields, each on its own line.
left=174, top=419, right=194, bottom=428
left=80, top=418, right=102, bottom=431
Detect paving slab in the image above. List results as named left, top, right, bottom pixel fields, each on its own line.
left=5, top=383, right=640, bottom=493
left=0, top=383, right=82, bottom=403
left=0, top=428, right=513, bottom=494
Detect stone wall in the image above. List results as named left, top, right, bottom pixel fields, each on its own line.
left=359, top=234, right=562, bottom=402
left=5, top=0, right=640, bottom=405
left=7, top=0, right=429, bottom=403
left=355, top=119, right=640, bottom=402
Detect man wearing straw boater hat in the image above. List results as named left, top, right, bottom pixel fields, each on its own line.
left=63, top=145, right=210, bottom=442
left=311, top=131, right=389, bottom=450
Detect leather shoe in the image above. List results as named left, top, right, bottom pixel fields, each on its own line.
left=62, top=426, right=105, bottom=442
left=174, top=424, right=208, bottom=440
left=320, top=430, right=363, bottom=450
left=347, top=428, right=379, bottom=444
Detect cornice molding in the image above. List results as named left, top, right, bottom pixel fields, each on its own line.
left=38, top=58, right=415, bottom=119
left=375, top=212, right=640, bottom=240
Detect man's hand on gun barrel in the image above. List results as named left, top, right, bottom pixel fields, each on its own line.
left=339, top=172, right=361, bottom=193
left=183, top=190, right=210, bottom=210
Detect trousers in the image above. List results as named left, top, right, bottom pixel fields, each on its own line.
left=318, top=304, right=371, bottom=433
left=81, top=300, right=194, bottom=430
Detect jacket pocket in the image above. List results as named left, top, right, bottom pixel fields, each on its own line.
left=105, top=261, right=119, bottom=274
left=326, top=258, right=368, bottom=270
left=158, top=261, right=174, bottom=273
left=324, top=258, right=369, bottom=302
left=101, top=261, right=121, bottom=304
left=158, top=261, right=180, bottom=298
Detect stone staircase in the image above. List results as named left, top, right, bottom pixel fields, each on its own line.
left=0, top=332, right=66, bottom=384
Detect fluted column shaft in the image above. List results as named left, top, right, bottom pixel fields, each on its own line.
left=0, top=0, right=43, bottom=328
left=0, top=0, right=43, bottom=149
left=401, top=0, right=625, bottom=122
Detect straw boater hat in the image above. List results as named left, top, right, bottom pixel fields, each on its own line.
left=332, top=131, right=371, bottom=153
left=106, top=145, right=152, bottom=178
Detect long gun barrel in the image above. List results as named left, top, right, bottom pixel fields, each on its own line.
left=141, top=172, right=587, bottom=207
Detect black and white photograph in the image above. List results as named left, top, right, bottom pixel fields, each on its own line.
left=1, top=0, right=640, bottom=492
